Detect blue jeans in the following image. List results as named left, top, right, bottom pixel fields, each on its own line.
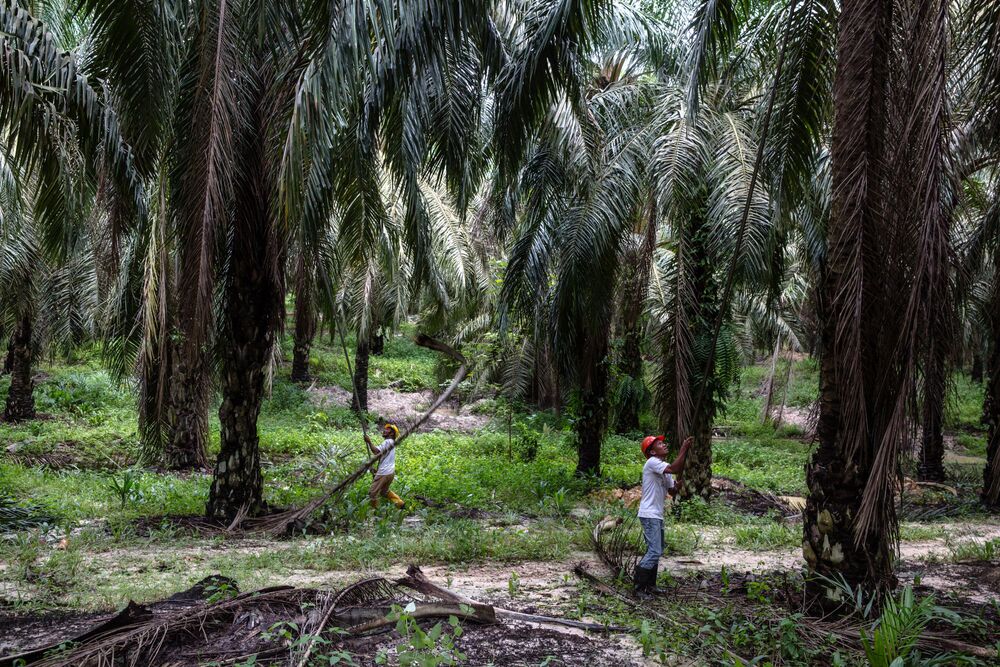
left=639, top=517, right=664, bottom=569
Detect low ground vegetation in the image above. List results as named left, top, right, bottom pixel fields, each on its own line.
left=1, top=330, right=996, bottom=665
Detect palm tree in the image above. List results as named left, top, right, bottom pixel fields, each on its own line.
left=0, top=1, right=138, bottom=422
left=500, top=84, right=650, bottom=476
left=611, top=200, right=657, bottom=433
left=82, top=0, right=618, bottom=519
left=290, top=249, right=318, bottom=383
left=0, top=171, right=39, bottom=422
left=800, top=0, right=962, bottom=603
left=0, top=165, right=102, bottom=422
left=954, top=171, right=1000, bottom=505
left=963, top=0, right=1000, bottom=509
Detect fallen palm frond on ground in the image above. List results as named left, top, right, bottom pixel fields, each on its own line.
left=3, top=566, right=622, bottom=667
left=591, top=514, right=642, bottom=579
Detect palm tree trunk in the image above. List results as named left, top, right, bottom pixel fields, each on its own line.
left=982, top=270, right=1000, bottom=508
left=206, top=81, right=283, bottom=521
left=678, top=408, right=714, bottom=500
left=803, top=0, right=896, bottom=605
left=761, top=332, right=783, bottom=425
left=2, top=338, right=12, bottom=375
left=291, top=254, right=315, bottom=383
left=971, top=351, right=984, bottom=384
left=679, top=215, right=720, bottom=501
left=371, top=330, right=385, bottom=356
left=918, top=333, right=947, bottom=482
left=207, top=252, right=277, bottom=520
left=657, top=212, right=718, bottom=501
left=614, top=203, right=657, bottom=433
left=575, top=338, right=610, bottom=476
left=352, top=334, right=370, bottom=413
left=164, top=351, right=210, bottom=469
left=3, top=314, right=35, bottom=422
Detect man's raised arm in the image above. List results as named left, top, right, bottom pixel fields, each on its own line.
left=665, top=436, right=694, bottom=475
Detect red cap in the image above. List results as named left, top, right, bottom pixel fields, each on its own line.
left=641, top=435, right=665, bottom=456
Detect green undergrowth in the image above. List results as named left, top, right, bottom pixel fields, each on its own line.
left=1, top=341, right=993, bottom=623
left=284, top=324, right=440, bottom=393
left=712, top=438, right=811, bottom=495
left=946, top=373, right=987, bottom=432
left=719, top=356, right=819, bottom=439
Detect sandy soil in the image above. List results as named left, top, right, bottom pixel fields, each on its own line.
left=308, top=385, right=491, bottom=433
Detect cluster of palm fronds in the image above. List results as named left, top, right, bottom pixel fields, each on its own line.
left=0, top=494, right=54, bottom=531
left=591, top=514, right=646, bottom=579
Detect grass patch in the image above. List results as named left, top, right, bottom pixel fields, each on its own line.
left=945, top=373, right=985, bottom=431
left=299, top=325, right=440, bottom=393
left=0, top=461, right=210, bottom=522
left=953, top=432, right=987, bottom=458
left=899, top=523, right=947, bottom=541
left=732, top=522, right=799, bottom=550
left=948, top=538, right=1000, bottom=563
left=712, top=438, right=810, bottom=494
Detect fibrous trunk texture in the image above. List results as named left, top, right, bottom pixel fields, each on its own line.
left=804, top=0, right=897, bottom=607
left=3, top=314, right=35, bottom=422
left=371, top=331, right=385, bottom=356
left=206, top=79, right=283, bottom=521
left=352, top=334, right=370, bottom=413
left=575, top=344, right=609, bottom=476
left=659, top=208, right=719, bottom=501
left=164, top=351, right=210, bottom=469
left=919, top=334, right=947, bottom=482
left=614, top=203, right=657, bottom=433
left=679, top=409, right=714, bottom=500
left=2, top=340, right=13, bottom=375
left=290, top=253, right=315, bottom=383
left=527, top=336, right=560, bottom=412
left=983, top=271, right=1000, bottom=508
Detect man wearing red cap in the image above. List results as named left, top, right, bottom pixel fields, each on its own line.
left=634, top=434, right=693, bottom=596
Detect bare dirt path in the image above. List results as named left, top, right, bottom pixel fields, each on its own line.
left=308, top=385, right=491, bottom=433
left=5, top=521, right=997, bottom=608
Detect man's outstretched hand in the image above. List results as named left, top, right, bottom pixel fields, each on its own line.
left=666, top=436, right=694, bottom=476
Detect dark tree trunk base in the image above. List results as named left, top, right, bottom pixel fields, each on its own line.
left=3, top=315, right=35, bottom=422
left=291, top=253, right=316, bottom=384
left=677, top=430, right=712, bottom=500
left=575, top=362, right=609, bottom=477
left=207, top=85, right=283, bottom=522
left=983, top=305, right=1000, bottom=508
left=804, top=450, right=897, bottom=611
left=291, top=343, right=311, bottom=383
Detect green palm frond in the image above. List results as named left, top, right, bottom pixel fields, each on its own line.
left=0, top=0, right=146, bottom=233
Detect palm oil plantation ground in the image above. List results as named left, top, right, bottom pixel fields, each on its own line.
left=2, top=329, right=998, bottom=665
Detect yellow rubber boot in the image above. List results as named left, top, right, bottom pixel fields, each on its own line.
left=387, top=490, right=405, bottom=509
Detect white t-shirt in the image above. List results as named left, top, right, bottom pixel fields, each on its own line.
left=637, top=457, right=675, bottom=520
left=375, top=438, right=396, bottom=476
